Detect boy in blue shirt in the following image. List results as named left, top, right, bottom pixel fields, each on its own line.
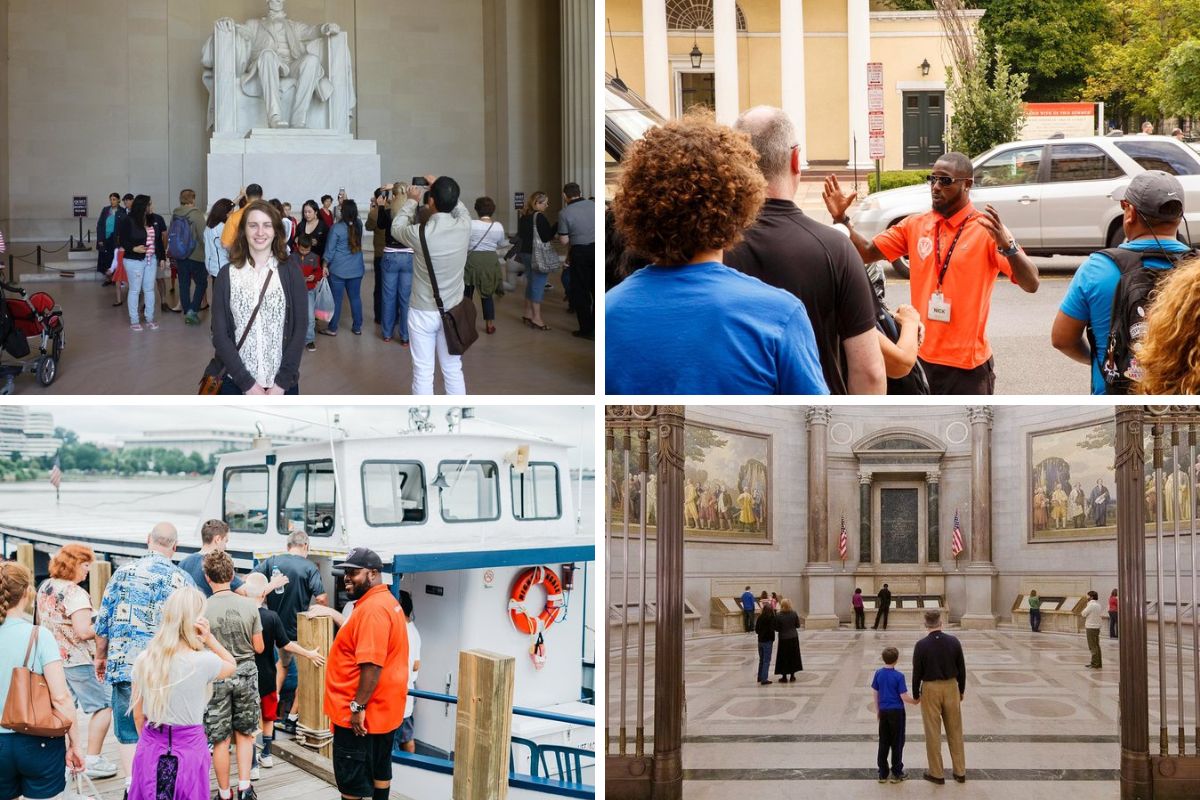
left=871, top=646, right=919, bottom=783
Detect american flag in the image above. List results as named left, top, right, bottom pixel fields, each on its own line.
left=49, top=456, right=61, bottom=490
left=951, top=508, right=964, bottom=557
left=838, top=514, right=848, bottom=560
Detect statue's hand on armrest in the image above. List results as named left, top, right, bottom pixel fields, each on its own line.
left=215, top=17, right=236, bottom=33
left=321, top=23, right=341, bottom=36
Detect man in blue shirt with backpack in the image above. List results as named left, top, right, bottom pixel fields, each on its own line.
left=1052, top=170, right=1193, bottom=394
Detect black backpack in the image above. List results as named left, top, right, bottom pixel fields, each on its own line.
left=1097, top=246, right=1193, bottom=394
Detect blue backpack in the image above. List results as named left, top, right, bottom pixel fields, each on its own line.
left=167, top=213, right=197, bottom=259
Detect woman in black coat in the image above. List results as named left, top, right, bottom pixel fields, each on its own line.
left=755, top=604, right=777, bottom=685
left=774, top=598, right=803, bottom=681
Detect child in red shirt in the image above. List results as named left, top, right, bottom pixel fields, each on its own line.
left=289, top=234, right=323, bottom=351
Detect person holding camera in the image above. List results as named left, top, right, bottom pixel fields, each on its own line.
left=374, top=183, right=415, bottom=345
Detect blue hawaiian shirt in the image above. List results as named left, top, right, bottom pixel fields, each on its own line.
left=94, top=553, right=195, bottom=684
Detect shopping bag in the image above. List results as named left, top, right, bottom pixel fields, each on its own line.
left=313, top=278, right=334, bottom=322
left=64, top=771, right=100, bottom=800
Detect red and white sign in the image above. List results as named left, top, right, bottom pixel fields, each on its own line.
left=869, top=132, right=886, bottom=160
left=868, top=112, right=885, bottom=134
left=867, top=62, right=883, bottom=86
left=867, top=63, right=885, bottom=160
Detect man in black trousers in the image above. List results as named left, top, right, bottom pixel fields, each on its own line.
left=873, top=583, right=892, bottom=630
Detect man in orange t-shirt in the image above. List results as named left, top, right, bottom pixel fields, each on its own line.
left=324, top=548, right=408, bottom=800
left=824, top=152, right=1040, bottom=394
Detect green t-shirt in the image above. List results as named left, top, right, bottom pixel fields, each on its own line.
left=1028, top=596, right=1041, bottom=610
left=206, top=591, right=262, bottom=664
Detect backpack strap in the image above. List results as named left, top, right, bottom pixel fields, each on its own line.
left=1096, top=247, right=1152, bottom=275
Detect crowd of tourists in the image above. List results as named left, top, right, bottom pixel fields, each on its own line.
left=605, top=107, right=1200, bottom=396
left=0, top=525, right=419, bottom=800
left=87, top=177, right=593, bottom=394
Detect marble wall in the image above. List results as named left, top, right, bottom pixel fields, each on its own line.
left=3, top=0, right=565, bottom=239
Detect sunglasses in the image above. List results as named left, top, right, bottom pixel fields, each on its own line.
left=924, top=175, right=967, bottom=187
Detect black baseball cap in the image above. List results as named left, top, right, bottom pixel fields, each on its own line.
left=333, top=547, right=384, bottom=573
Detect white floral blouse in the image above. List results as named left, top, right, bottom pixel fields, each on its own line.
left=229, top=259, right=287, bottom=389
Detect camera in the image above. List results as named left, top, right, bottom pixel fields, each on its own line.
left=412, top=177, right=429, bottom=187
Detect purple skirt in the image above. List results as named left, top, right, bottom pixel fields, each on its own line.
left=130, top=723, right=211, bottom=800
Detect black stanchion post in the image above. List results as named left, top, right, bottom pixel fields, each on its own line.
left=36, top=246, right=42, bottom=268
left=8, top=254, right=17, bottom=285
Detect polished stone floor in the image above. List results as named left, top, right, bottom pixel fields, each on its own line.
left=608, top=626, right=1199, bottom=798
left=5, top=269, right=594, bottom=395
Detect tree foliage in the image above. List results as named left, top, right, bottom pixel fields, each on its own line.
left=946, top=43, right=1029, bottom=156
left=1161, top=39, right=1200, bottom=117
left=1, top=428, right=216, bottom=480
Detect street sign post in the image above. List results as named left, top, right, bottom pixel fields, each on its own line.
left=867, top=62, right=884, bottom=190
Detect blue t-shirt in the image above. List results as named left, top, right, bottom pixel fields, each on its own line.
left=871, top=666, right=908, bottom=712
left=605, top=262, right=829, bottom=395
left=178, top=551, right=244, bottom=598
left=741, top=591, right=755, bottom=611
left=1059, top=238, right=1192, bottom=394
left=0, top=619, right=61, bottom=734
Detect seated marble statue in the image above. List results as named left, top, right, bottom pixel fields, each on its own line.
left=201, top=0, right=354, bottom=132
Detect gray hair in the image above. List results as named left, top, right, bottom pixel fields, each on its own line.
left=924, top=609, right=942, bottom=628
left=287, top=530, right=310, bottom=549
left=734, top=106, right=797, bottom=182
left=149, top=522, right=178, bottom=547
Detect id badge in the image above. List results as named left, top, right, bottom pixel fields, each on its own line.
left=928, top=292, right=951, bottom=323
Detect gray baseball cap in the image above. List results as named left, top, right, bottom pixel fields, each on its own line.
left=1112, top=170, right=1185, bottom=222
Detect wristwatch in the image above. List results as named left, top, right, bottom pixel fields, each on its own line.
left=834, top=214, right=851, bottom=226
left=350, top=701, right=366, bottom=713
left=998, top=240, right=1020, bottom=257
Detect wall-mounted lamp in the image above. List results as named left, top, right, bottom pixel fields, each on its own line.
left=920, top=58, right=931, bottom=77
left=690, top=28, right=703, bottom=69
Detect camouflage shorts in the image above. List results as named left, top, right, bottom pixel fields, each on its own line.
left=204, top=660, right=261, bottom=743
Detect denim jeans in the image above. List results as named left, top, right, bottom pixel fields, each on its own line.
left=328, top=274, right=363, bottom=333
left=464, top=285, right=495, bottom=320
left=521, top=254, right=549, bottom=302
left=380, top=251, right=413, bottom=340
left=1030, top=608, right=1041, bottom=632
left=177, top=257, right=207, bottom=314
left=124, top=257, right=156, bottom=324
left=306, top=288, right=316, bottom=343
left=409, top=308, right=465, bottom=395
left=756, top=641, right=773, bottom=683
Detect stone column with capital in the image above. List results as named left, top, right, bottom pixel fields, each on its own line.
left=960, top=407, right=998, bottom=629
left=652, top=405, right=685, bottom=798
left=858, top=472, right=872, bottom=563
left=780, top=0, right=808, bottom=167
left=926, top=471, right=940, bottom=564
left=561, top=0, right=595, bottom=196
left=803, top=407, right=838, bottom=629
left=641, top=0, right=670, bottom=116
left=846, top=0, right=873, bottom=169
left=713, top=0, right=739, bottom=125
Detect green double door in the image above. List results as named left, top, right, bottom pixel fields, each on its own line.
left=902, top=91, right=945, bottom=169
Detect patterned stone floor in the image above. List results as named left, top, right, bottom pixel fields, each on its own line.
left=607, top=626, right=1199, bottom=799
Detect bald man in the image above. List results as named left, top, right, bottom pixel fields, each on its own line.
left=94, top=522, right=196, bottom=793
left=824, top=152, right=1039, bottom=394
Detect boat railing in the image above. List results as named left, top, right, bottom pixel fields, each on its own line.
left=395, top=688, right=595, bottom=798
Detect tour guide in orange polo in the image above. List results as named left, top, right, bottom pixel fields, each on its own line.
left=823, top=152, right=1040, bottom=394
left=324, top=548, right=409, bottom=800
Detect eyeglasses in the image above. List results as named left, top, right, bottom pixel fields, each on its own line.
left=924, top=175, right=967, bottom=187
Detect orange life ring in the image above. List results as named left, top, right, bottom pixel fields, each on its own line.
left=508, top=566, right=563, bottom=635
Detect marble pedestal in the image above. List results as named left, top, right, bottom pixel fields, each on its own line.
left=803, top=566, right=840, bottom=630
left=958, top=563, right=999, bottom=629
left=207, top=129, right=381, bottom=210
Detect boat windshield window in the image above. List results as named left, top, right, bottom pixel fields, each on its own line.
left=278, top=460, right=337, bottom=537
left=437, top=460, right=500, bottom=522
left=510, top=463, right=561, bottom=521
left=362, top=461, right=427, bottom=526
left=223, top=466, right=269, bottom=534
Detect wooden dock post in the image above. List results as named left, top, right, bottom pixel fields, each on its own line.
left=15, top=543, right=34, bottom=575
left=89, top=559, right=112, bottom=609
left=452, top=649, right=516, bottom=800
left=295, top=612, right=333, bottom=758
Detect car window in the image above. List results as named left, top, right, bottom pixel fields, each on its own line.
left=974, top=146, right=1043, bottom=187
left=1113, top=140, right=1200, bottom=176
left=1048, top=144, right=1123, bottom=182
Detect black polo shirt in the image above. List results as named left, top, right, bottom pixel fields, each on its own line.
left=912, top=630, right=967, bottom=698
left=724, top=199, right=877, bottom=394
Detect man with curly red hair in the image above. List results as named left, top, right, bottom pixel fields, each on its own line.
left=605, top=112, right=828, bottom=395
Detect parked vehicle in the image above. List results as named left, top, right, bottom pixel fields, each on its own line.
left=852, top=135, right=1200, bottom=278
left=605, top=74, right=665, bottom=201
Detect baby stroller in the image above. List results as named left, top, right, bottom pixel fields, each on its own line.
left=0, top=279, right=65, bottom=394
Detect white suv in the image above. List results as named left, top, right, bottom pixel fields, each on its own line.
left=852, top=135, right=1200, bottom=277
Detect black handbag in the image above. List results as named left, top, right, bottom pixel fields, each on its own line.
left=877, top=310, right=930, bottom=395
left=418, top=221, right=478, bottom=356
left=199, top=269, right=274, bottom=394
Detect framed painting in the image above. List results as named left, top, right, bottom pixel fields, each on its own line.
left=608, top=421, right=772, bottom=544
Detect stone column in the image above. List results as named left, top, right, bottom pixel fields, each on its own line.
left=779, top=0, right=808, bottom=167
left=713, top=0, right=739, bottom=125
left=858, top=472, right=872, bottom=563
left=804, top=407, right=838, bottom=629
left=641, top=0, right=670, bottom=116
left=960, top=407, right=997, bottom=629
left=926, top=471, right=940, bottom=564
left=652, top=405, right=685, bottom=799
left=561, top=0, right=595, bottom=196
left=846, top=0, right=872, bottom=169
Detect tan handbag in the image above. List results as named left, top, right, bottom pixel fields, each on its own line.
left=0, top=627, right=72, bottom=737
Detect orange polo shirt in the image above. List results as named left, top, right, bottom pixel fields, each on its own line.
left=873, top=202, right=1016, bottom=370
left=324, top=584, right=409, bottom=733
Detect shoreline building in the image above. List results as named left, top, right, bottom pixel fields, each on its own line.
left=0, top=407, right=60, bottom=458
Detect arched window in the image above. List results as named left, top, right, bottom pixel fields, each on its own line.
left=666, top=0, right=748, bottom=33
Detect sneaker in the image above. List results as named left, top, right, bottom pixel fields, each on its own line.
left=250, top=765, right=261, bottom=781
left=147, top=322, right=160, bottom=331
left=305, top=341, right=316, bottom=352
left=259, top=754, right=274, bottom=769
left=85, top=759, right=118, bottom=779
left=889, top=772, right=907, bottom=783
left=877, top=775, right=888, bottom=783
left=238, top=785, right=258, bottom=800
left=130, top=323, right=143, bottom=332
left=185, top=311, right=199, bottom=325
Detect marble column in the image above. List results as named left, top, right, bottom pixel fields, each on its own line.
left=925, top=471, right=940, bottom=564
left=960, top=407, right=997, bottom=629
left=641, top=0, right=670, bottom=116
left=846, top=0, right=873, bottom=169
left=779, top=0, right=808, bottom=167
left=858, top=472, right=872, bottom=563
left=804, top=407, right=838, bottom=629
left=713, top=0, right=739, bottom=125
left=561, top=0, right=595, bottom=196
left=652, top=405, right=685, bottom=799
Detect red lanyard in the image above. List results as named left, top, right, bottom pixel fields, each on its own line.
left=935, top=213, right=975, bottom=290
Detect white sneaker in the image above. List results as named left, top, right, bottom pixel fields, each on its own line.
left=259, top=754, right=274, bottom=769
left=250, top=765, right=261, bottom=781
left=85, top=757, right=118, bottom=779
